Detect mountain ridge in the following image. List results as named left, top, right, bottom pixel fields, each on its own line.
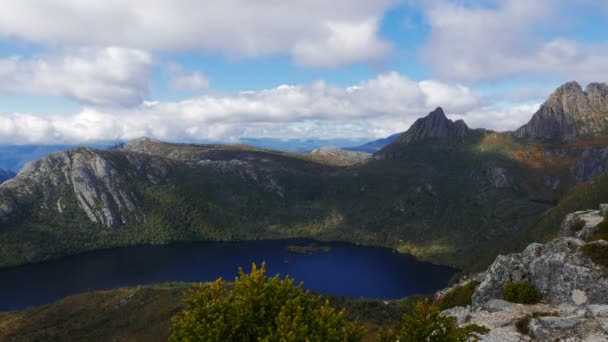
left=515, top=81, right=608, bottom=141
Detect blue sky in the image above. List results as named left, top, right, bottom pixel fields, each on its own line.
left=0, top=0, right=606, bottom=144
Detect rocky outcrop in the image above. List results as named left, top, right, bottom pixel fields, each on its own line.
left=308, top=146, right=371, bottom=166
left=559, top=209, right=604, bottom=240
left=394, top=107, right=472, bottom=145
left=0, top=148, right=172, bottom=228
left=471, top=238, right=608, bottom=308
left=440, top=204, right=608, bottom=340
left=486, top=168, right=512, bottom=189
left=515, top=81, right=608, bottom=141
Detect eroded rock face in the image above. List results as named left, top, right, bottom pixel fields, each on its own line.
left=0, top=148, right=172, bottom=228
left=559, top=209, right=604, bottom=240
left=472, top=238, right=608, bottom=309
left=487, top=168, right=512, bottom=189
left=515, top=82, right=608, bottom=141
left=394, top=107, right=473, bottom=144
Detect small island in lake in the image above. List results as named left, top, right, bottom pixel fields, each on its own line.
left=287, top=243, right=332, bottom=254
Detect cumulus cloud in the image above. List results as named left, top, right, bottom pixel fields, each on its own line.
left=0, top=72, right=539, bottom=144
left=0, top=47, right=152, bottom=106
left=419, top=0, right=608, bottom=83
left=0, top=0, right=396, bottom=68
left=167, top=63, right=210, bottom=92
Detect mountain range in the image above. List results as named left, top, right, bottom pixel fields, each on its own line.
left=1, top=81, right=608, bottom=272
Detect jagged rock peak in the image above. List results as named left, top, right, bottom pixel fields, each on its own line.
left=394, top=107, right=470, bottom=144
left=515, top=81, right=608, bottom=141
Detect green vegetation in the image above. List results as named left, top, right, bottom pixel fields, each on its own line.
left=0, top=282, right=434, bottom=342
left=435, top=281, right=480, bottom=310
left=503, top=282, right=542, bottom=304
left=531, top=173, right=608, bottom=243
left=378, top=299, right=487, bottom=342
left=3, top=134, right=595, bottom=272
left=287, top=243, right=332, bottom=254
left=588, top=219, right=608, bottom=241
left=580, top=243, right=608, bottom=267
left=170, top=263, right=365, bottom=341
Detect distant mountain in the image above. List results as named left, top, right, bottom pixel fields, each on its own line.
left=0, top=168, right=16, bottom=184
left=344, top=133, right=400, bottom=153
left=308, top=146, right=371, bottom=166
left=515, top=81, right=608, bottom=141
left=376, top=107, right=490, bottom=158
left=239, top=137, right=370, bottom=153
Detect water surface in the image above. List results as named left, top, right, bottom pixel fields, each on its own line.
left=0, top=239, right=456, bottom=311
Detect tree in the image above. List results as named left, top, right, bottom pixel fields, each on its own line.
left=379, top=299, right=483, bottom=342
left=170, top=262, right=364, bottom=341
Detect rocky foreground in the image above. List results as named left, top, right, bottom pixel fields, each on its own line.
left=441, top=205, right=608, bottom=341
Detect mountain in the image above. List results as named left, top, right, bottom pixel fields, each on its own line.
left=0, top=168, right=16, bottom=184
left=4, top=82, right=608, bottom=272
left=515, top=81, right=608, bottom=141
left=239, top=137, right=370, bottom=153
left=308, top=146, right=371, bottom=166
left=345, top=133, right=400, bottom=153
left=0, top=144, right=110, bottom=172
left=375, top=107, right=490, bottom=159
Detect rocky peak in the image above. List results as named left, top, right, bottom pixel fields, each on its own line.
left=394, top=107, right=471, bottom=144
left=308, top=146, right=371, bottom=166
left=515, top=81, right=608, bottom=141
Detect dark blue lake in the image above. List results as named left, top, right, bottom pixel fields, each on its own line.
left=0, top=239, right=456, bottom=311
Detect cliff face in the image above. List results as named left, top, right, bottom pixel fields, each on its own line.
left=394, top=107, right=471, bottom=145
left=0, top=148, right=172, bottom=227
left=515, top=82, right=608, bottom=141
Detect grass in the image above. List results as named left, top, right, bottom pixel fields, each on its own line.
left=580, top=242, right=608, bottom=267
left=435, top=281, right=480, bottom=310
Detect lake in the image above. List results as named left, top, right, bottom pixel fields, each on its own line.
left=0, top=239, right=456, bottom=311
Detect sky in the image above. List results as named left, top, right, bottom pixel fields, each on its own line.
left=0, top=0, right=606, bottom=144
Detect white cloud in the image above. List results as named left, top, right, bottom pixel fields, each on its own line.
left=292, top=18, right=392, bottom=68
left=452, top=103, right=541, bottom=131
left=0, top=0, right=396, bottom=68
left=0, top=72, right=540, bottom=144
left=0, top=47, right=152, bottom=106
left=419, top=0, right=608, bottom=83
left=168, top=63, right=210, bottom=92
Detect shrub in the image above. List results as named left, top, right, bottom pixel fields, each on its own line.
left=170, top=262, right=364, bottom=342
left=569, top=217, right=586, bottom=232
left=514, top=315, right=531, bottom=336
left=581, top=243, right=608, bottom=267
left=435, top=281, right=480, bottom=310
left=503, top=282, right=542, bottom=304
left=378, top=299, right=485, bottom=342
left=588, top=219, right=608, bottom=241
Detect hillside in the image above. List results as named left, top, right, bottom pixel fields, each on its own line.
left=2, top=82, right=608, bottom=272
left=0, top=283, right=425, bottom=342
